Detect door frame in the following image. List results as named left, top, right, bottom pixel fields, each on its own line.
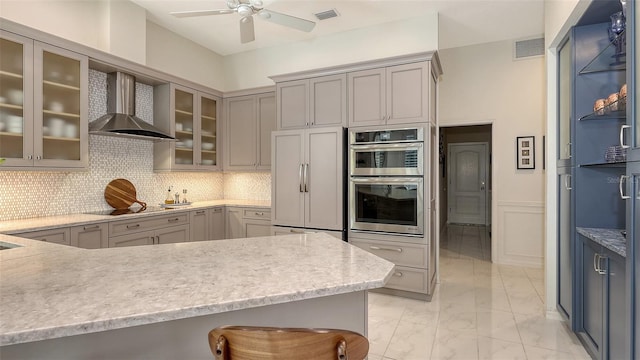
left=447, top=141, right=490, bottom=226
left=438, top=122, right=495, bottom=263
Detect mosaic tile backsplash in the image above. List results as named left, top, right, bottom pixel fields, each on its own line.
left=0, top=70, right=270, bottom=221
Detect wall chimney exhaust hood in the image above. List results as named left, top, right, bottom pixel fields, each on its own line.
left=89, top=72, right=175, bottom=142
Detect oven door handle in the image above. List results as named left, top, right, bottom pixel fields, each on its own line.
left=350, top=143, right=423, bottom=151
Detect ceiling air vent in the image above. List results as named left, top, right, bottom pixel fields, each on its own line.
left=314, top=9, right=339, bottom=21
left=513, top=37, right=545, bottom=60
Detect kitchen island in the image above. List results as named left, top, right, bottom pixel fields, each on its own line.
left=0, top=232, right=394, bottom=359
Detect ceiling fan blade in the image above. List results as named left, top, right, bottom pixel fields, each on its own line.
left=258, top=9, right=315, bottom=32
left=239, top=16, right=256, bottom=44
left=170, top=9, right=236, bottom=18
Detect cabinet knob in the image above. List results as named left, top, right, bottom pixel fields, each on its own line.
left=36, top=155, right=42, bottom=160
left=393, top=271, right=403, bottom=277
left=28, top=155, right=33, bottom=160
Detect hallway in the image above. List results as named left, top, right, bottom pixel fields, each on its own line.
left=367, top=225, right=590, bottom=359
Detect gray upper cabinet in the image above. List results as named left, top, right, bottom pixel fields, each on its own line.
left=70, top=223, right=108, bottom=249
left=154, top=83, right=221, bottom=172
left=223, top=92, right=276, bottom=171
left=276, top=74, right=347, bottom=130
left=348, top=62, right=430, bottom=127
left=1, top=31, right=89, bottom=170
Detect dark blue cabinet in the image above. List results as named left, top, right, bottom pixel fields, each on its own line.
left=558, top=166, right=575, bottom=323
left=579, top=234, right=627, bottom=360
left=580, top=235, right=604, bottom=358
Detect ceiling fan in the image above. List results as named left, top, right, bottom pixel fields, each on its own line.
left=170, top=0, right=316, bottom=44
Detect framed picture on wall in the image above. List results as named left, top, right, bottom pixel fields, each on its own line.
left=516, top=136, right=535, bottom=169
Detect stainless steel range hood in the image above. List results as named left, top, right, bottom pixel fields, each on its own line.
left=89, top=72, right=175, bottom=142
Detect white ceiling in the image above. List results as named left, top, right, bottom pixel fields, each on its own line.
left=131, top=0, right=545, bottom=56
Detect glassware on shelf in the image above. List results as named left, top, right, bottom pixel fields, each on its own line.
left=608, top=11, right=626, bottom=60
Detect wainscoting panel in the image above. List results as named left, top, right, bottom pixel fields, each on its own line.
left=496, top=201, right=544, bottom=267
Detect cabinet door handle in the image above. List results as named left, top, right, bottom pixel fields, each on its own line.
left=619, top=175, right=630, bottom=200
left=168, top=217, right=180, bottom=223
left=304, top=163, right=309, bottom=192
left=620, top=125, right=631, bottom=149
left=565, top=142, right=572, bottom=159
left=151, top=236, right=156, bottom=244
left=196, top=210, right=206, bottom=215
left=299, top=164, right=304, bottom=193
left=393, top=271, right=403, bottom=277
left=83, top=225, right=99, bottom=231
left=254, top=212, right=264, bottom=216
left=598, top=254, right=607, bottom=275
left=127, top=224, right=140, bottom=229
left=593, top=253, right=600, bottom=273
left=290, top=229, right=305, bottom=233
left=213, top=208, right=222, bottom=213
left=370, top=246, right=403, bottom=253
left=564, top=174, right=572, bottom=191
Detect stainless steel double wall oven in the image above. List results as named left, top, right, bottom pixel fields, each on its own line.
left=349, top=127, right=425, bottom=236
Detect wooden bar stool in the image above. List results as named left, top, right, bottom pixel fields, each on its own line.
left=208, top=326, right=369, bottom=360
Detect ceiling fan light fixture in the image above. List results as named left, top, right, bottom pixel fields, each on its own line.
left=237, top=4, right=252, bottom=17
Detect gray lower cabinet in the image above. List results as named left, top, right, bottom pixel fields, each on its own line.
left=108, top=224, right=190, bottom=247
left=17, top=227, right=71, bottom=245
left=190, top=207, right=225, bottom=241
left=579, top=234, right=627, bottom=360
left=226, top=207, right=271, bottom=239
left=108, top=213, right=190, bottom=247
left=349, top=235, right=431, bottom=297
left=70, top=223, right=108, bottom=249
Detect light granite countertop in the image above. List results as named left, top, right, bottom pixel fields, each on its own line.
left=0, top=199, right=271, bottom=234
left=576, top=227, right=627, bottom=258
left=0, top=232, right=394, bottom=346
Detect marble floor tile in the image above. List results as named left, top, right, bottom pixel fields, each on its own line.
left=514, top=313, right=584, bottom=353
left=523, top=345, right=585, bottom=359
left=431, top=328, right=479, bottom=360
left=477, top=336, right=526, bottom=360
left=366, top=224, right=591, bottom=360
left=476, top=309, right=521, bottom=343
left=384, top=320, right=438, bottom=360
left=368, top=315, right=400, bottom=357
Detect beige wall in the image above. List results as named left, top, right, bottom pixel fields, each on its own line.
left=145, top=21, right=225, bottom=91
left=0, top=0, right=106, bottom=51
left=0, top=0, right=226, bottom=91
left=222, top=14, right=439, bottom=91
left=439, top=39, right=545, bottom=267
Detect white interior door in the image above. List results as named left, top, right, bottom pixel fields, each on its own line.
left=447, top=143, right=488, bottom=225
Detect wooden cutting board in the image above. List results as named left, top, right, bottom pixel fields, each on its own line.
left=104, top=178, right=146, bottom=210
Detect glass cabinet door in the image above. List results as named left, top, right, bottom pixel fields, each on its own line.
left=34, top=42, right=88, bottom=168
left=558, top=36, right=572, bottom=164
left=632, top=0, right=639, bottom=154
left=0, top=31, right=33, bottom=166
left=173, top=88, right=195, bottom=167
left=199, top=94, right=218, bottom=168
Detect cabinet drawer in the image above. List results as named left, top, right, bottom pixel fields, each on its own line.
left=243, top=208, right=271, bottom=220
left=18, top=228, right=71, bottom=245
left=349, top=238, right=426, bottom=268
left=109, top=213, right=189, bottom=236
left=385, top=266, right=428, bottom=293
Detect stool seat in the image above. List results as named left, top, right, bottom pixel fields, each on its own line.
left=208, top=325, right=369, bottom=360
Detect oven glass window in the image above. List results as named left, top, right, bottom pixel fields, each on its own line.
left=354, top=183, right=418, bottom=226
left=354, top=129, right=419, bottom=143
left=354, top=149, right=419, bottom=170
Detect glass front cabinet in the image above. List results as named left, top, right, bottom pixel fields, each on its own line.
left=0, top=30, right=88, bottom=169
left=153, top=83, right=221, bottom=171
